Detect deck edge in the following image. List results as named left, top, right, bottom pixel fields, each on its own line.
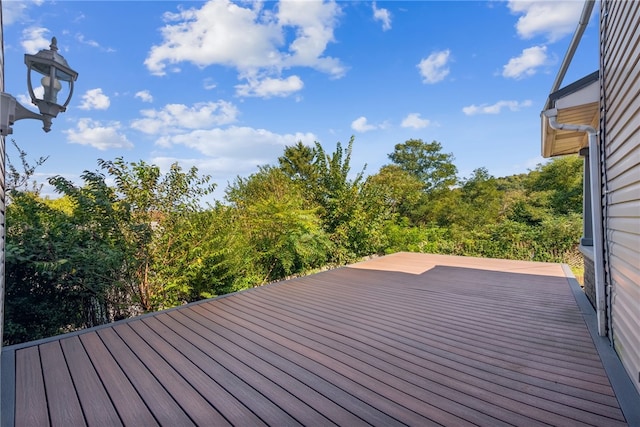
left=1, top=347, right=16, bottom=427
left=563, top=264, right=640, bottom=425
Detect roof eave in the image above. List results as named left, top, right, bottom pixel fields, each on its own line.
left=541, top=71, right=600, bottom=158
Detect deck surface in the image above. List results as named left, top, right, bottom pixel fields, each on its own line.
left=1, top=252, right=631, bottom=426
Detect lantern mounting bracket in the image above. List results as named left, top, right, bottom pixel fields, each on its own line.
left=0, top=93, right=55, bottom=135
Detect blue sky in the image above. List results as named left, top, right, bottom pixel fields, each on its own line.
left=2, top=0, right=598, bottom=202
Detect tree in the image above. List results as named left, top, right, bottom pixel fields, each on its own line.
left=312, top=137, right=366, bottom=232
left=6, top=139, right=48, bottom=197
left=457, top=167, right=502, bottom=229
left=363, top=164, right=426, bottom=224
left=98, top=158, right=216, bottom=311
left=526, top=155, right=583, bottom=216
left=226, top=166, right=331, bottom=283
left=5, top=173, right=129, bottom=344
left=388, top=139, right=457, bottom=193
left=278, top=141, right=319, bottom=199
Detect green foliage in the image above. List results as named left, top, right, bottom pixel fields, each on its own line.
left=455, top=167, right=502, bottom=229
left=97, top=158, right=216, bottom=311
left=277, top=137, right=380, bottom=264
left=278, top=141, right=319, bottom=201
left=226, top=167, right=331, bottom=283
left=526, top=155, right=584, bottom=215
left=5, top=181, right=127, bottom=344
left=364, top=165, right=426, bottom=223
left=6, top=139, right=48, bottom=196
left=388, top=139, right=458, bottom=193
left=4, top=140, right=585, bottom=344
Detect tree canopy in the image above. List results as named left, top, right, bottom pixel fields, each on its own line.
left=388, top=139, right=458, bottom=193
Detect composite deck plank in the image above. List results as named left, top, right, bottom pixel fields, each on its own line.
left=280, top=271, right=615, bottom=393
left=140, top=315, right=304, bottom=427
left=178, top=306, right=424, bottom=426
left=159, top=311, right=331, bottom=425
left=194, top=302, right=492, bottom=427
left=127, top=318, right=270, bottom=427
left=112, top=323, right=232, bottom=427
left=258, top=279, right=603, bottom=369
left=296, top=268, right=593, bottom=341
left=221, top=294, right=594, bottom=427
left=307, top=281, right=611, bottom=381
left=39, top=341, right=87, bottom=427
left=59, top=336, right=123, bottom=427
left=96, top=327, right=196, bottom=426
left=79, top=332, right=159, bottom=427
left=306, top=268, right=594, bottom=341
left=276, top=292, right=607, bottom=392
left=14, top=346, right=49, bottom=427
left=265, top=275, right=604, bottom=366
left=3, top=253, right=630, bottom=426
left=252, top=282, right=612, bottom=402
left=236, top=288, right=627, bottom=424
left=167, top=308, right=395, bottom=426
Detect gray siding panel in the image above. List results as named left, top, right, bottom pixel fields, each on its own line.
left=607, top=230, right=640, bottom=259
left=608, top=246, right=640, bottom=287
left=602, top=0, right=640, bottom=396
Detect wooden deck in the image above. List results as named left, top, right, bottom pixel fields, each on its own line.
left=1, top=252, right=634, bottom=426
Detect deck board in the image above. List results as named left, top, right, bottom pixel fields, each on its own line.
left=39, top=341, right=87, bottom=426
left=174, top=306, right=404, bottom=426
left=111, top=323, right=232, bottom=426
left=233, top=271, right=626, bottom=425
left=130, top=322, right=265, bottom=427
left=96, top=327, right=195, bottom=426
left=218, top=295, right=554, bottom=426
left=59, top=336, right=123, bottom=427
left=79, top=332, right=159, bottom=426
left=14, top=346, right=48, bottom=427
left=3, top=253, right=632, bottom=426
left=140, top=315, right=302, bottom=427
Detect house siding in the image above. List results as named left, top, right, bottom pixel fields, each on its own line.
left=601, top=0, right=640, bottom=396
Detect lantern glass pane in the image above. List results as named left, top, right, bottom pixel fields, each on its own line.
left=30, top=62, right=75, bottom=82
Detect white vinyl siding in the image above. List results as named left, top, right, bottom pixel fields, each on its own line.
left=601, top=0, right=640, bottom=396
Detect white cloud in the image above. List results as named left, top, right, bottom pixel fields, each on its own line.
left=203, top=78, right=217, bottom=90
left=75, top=34, right=99, bottom=48
left=277, top=1, right=345, bottom=75
left=79, top=88, right=111, bottom=110
left=462, top=100, right=533, bottom=116
left=64, top=118, right=133, bottom=150
left=135, top=90, right=154, bottom=103
left=131, top=101, right=239, bottom=135
left=235, top=75, right=304, bottom=98
left=144, top=0, right=344, bottom=98
left=351, top=116, right=378, bottom=133
left=401, top=113, right=430, bottom=129
left=153, top=126, right=317, bottom=170
left=373, top=2, right=392, bottom=31
left=508, top=1, right=585, bottom=42
left=145, top=0, right=280, bottom=75
left=502, top=45, right=547, bottom=79
left=21, top=27, right=51, bottom=53
left=75, top=33, right=115, bottom=52
left=417, top=49, right=451, bottom=84
left=2, top=1, right=30, bottom=26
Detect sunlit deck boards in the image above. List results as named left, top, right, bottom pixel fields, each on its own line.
left=1, top=252, right=633, bottom=426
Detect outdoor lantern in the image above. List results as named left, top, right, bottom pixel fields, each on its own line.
left=0, top=37, right=79, bottom=135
